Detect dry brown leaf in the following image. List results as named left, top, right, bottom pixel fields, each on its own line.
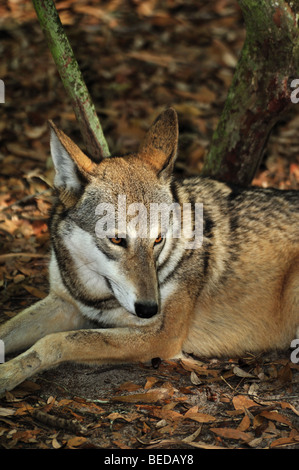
left=146, top=438, right=225, bottom=449
left=128, top=51, right=176, bottom=67
left=270, top=436, right=299, bottom=448
left=232, top=366, right=254, bottom=378
left=161, top=401, right=178, bottom=412
left=184, top=411, right=216, bottom=423
left=260, top=410, right=292, bottom=427
left=144, top=376, right=159, bottom=390
left=107, top=411, right=140, bottom=422
left=238, top=415, right=251, bottom=432
left=232, top=395, right=258, bottom=412
left=190, top=371, right=201, bottom=385
left=111, top=387, right=171, bottom=404
left=117, top=381, right=141, bottom=392
left=74, top=401, right=105, bottom=414
left=182, top=425, right=202, bottom=443
left=67, top=436, right=87, bottom=448
left=210, top=427, right=253, bottom=442
left=24, top=124, right=47, bottom=139
left=14, top=404, right=34, bottom=416
left=0, top=253, right=49, bottom=263
left=247, top=436, right=264, bottom=448
left=13, top=274, right=25, bottom=284
left=184, top=406, right=216, bottom=423
left=52, top=437, right=62, bottom=449
left=180, top=357, right=219, bottom=377
left=290, top=429, right=299, bottom=439
left=137, top=0, right=158, bottom=17
left=0, top=407, right=15, bottom=417
left=17, top=380, right=41, bottom=393
left=13, top=429, right=42, bottom=442
left=266, top=420, right=279, bottom=435
left=46, top=396, right=56, bottom=405
left=156, top=423, right=177, bottom=436
left=22, top=285, right=48, bottom=299
left=280, top=402, right=299, bottom=416
left=153, top=408, right=183, bottom=423
left=187, top=440, right=226, bottom=450
left=253, top=414, right=267, bottom=430
left=55, top=399, right=73, bottom=407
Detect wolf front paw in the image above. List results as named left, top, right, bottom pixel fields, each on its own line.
left=0, top=361, right=25, bottom=397
left=0, top=363, right=13, bottom=396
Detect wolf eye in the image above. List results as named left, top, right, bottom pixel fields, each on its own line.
left=110, top=237, right=126, bottom=247
left=154, top=235, right=163, bottom=246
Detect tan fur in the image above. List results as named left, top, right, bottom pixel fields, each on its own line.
left=0, top=108, right=299, bottom=395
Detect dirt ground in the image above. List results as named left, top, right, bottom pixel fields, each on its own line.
left=1, top=0, right=299, bottom=450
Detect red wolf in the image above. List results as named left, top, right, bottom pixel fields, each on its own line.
left=1, top=108, right=299, bottom=394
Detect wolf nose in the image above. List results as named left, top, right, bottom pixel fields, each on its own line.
left=135, top=302, right=158, bottom=319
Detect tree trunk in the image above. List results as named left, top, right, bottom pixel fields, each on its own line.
left=32, top=0, right=110, bottom=161
left=201, top=0, right=299, bottom=186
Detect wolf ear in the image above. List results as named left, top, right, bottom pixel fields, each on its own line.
left=138, top=108, right=178, bottom=180
left=49, top=121, right=96, bottom=206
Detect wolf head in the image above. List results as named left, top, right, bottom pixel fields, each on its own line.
left=49, top=109, right=179, bottom=320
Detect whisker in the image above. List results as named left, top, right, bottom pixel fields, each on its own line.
left=73, top=259, right=98, bottom=273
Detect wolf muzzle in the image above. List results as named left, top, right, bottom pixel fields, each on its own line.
left=135, top=302, right=158, bottom=319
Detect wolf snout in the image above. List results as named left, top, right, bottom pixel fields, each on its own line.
left=135, top=302, right=158, bottom=319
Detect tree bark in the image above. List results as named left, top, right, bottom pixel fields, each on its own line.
left=32, top=0, right=110, bottom=161
left=201, top=0, right=299, bottom=186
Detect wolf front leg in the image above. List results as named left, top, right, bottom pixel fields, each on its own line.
left=0, top=296, right=192, bottom=395
left=0, top=293, right=87, bottom=355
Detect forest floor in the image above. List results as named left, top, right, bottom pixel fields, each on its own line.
left=1, top=0, right=299, bottom=450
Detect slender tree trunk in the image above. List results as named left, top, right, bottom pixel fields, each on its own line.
left=201, top=0, right=299, bottom=186
left=32, top=0, right=110, bottom=160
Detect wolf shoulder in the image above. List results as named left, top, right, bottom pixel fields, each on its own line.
left=175, top=176, right=299, bottom=228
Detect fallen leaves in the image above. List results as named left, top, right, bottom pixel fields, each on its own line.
left=270, top=432, right=299, bottom=448
left=10, top=429, right=42, bottom=443
left=259, top=410, right=292, bottom=427
left=232, top=395, right=258, bottom=412
left=0, top=353, right=298, bottom=449
left=210, top=427, right=253, bottom=442
left=107, top=411, right=140, bottom=423
left=0, top=407, right=15, bottom=417
left=111, top=387, right=173, bottom=404
left=1, top=0, right=299, bottom=451
left=232, top=366, right=255, bottom=379
left=184, top=406, right=216, bottom=424
left=65, top=436, right=87, bottom=448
